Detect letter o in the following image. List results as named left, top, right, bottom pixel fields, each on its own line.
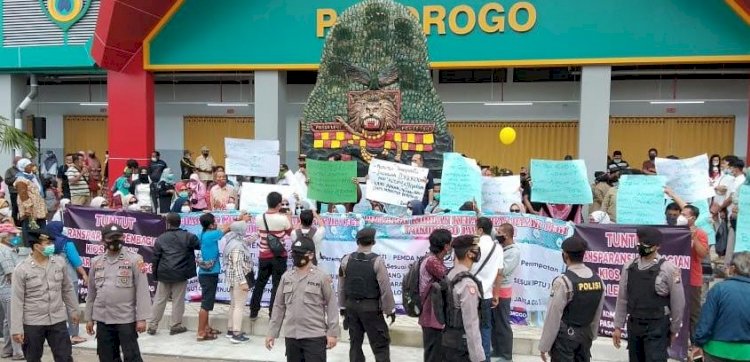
left=508, top=1, right=536, bottom=32
left=448, top=5, right=476, bottom=35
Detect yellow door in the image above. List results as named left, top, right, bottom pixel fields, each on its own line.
left=183, top=116, right=255, bottom=165
left=63, top=115, right=109, bottom=158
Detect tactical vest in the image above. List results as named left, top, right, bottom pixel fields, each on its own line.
left=627, top=258, right=670, bottom=319
left=443, top=271, right=484, bottom=330
left=561, top=270, right=604, bottom=327
left=344, top=252, right=380, bottom=300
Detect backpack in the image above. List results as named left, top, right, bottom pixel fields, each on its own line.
left=263, top=214, right=285, bottom=257
left=430, top=271, right=483, bottom=328
left=401, top=255, right=426, bottom=317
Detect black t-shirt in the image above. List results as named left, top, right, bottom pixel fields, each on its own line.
left=57, top=164, right=70, bottom=198
left=422, top=171, right=434, bottom=207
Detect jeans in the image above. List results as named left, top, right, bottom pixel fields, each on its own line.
left=491, top=297, right=513, bottom=360
left=249, top=257, right=287, bottom=318
left=480, top=298, right=492, bottom=361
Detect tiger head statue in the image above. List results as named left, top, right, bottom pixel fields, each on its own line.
left=347, top=90, right=400, bottom=133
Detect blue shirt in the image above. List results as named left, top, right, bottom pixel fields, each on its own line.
left=64, top=241, right=82, bottom=269
left=694, top=276, right=750, bottom=346
left=199, top=229, right=223, bottom=275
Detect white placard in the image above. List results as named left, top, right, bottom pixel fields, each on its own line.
left=481, top=175, right=522, bottom=214
left=365, top=158, right=428, bottom=206
left=224, top=138, right=280, bottom=177
left=239, top=183, right=294, bottom=213
left=655, top=154, right=714, bottom=202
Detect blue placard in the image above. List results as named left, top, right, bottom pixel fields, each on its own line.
left=440, top=152, right=482, bottom=211
left=530, top=159, right=592, bottom=205
left=736, top=185, right=750, bottom=253
left=616, top=175, right=667, bottom=225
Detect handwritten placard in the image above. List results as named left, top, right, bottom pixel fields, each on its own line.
left=440, top=153, right=482, bottom=211
left=306, top=159, right=357, bottom=203
left=691, top=199, right=717, bottom=247
left=365, top=159, right=428, bottom=206
left=655, top=154, right=714, bottom=203
left=224, top=138, right=280, bottom=177
left=736, top=185, right=750, bottom=252
left=481, top=176, right=522, bottom=214
left=239, top=183, right=294, bottom=213
left=616, top=175, right=667, bottom=225
left=530, top=159, right=593, bottom=205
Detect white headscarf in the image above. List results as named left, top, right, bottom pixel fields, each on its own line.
left=589, top=211, right=612, bottom=224
left=51, top=198, right=71, bottom=222
left=16, top=158, right=31, bottom=172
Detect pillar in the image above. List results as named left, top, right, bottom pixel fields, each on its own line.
left=107, top=48, right=154, bottom=188
left=578, top=66, right=612, bottom=180
left=0, top=75, right=29, bottom=164
left=254, top=71, right=288, bottom=164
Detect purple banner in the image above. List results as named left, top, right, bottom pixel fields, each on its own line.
left=574, top=224, right=691, bottom=361
left=63, top=206, right=166, bottom=299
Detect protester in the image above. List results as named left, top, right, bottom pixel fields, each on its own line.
left=85, top=223, right=152, bottom=361
left=86, top=151, right=102, bottom=197
left=471, top=217, right=504, bottom=360
left=418, top=229, right=452, bottom=362
left=410, top=153, right=434, bottom=207
left=607, top=150, right=629, bottom=173
left=149, top=213, right=201, bottom=336
left=196, top=213, right=226, bottom=341
left=591, top=171, right=610, bottom=211
left=43, top=178, right=59, bottom=216
left=493, top=224, right=520, bottom=362
left=180, top=150, right=196, bottom=180
left=290, top=210, right=325, bottom=263
left=156, top=168, right=177, bottom=214
left=132, top=167, right=154, bottom=212
left=187, top=174, right=208, bottom=212
left=509, top=203, right=524, bottom=214
left=40, top=151, right=58, bottom=181
left=209, top=171, right=238, bottom=211
left=338, top=227, right=395, bottom=361
left=264, top=237, right=339, bottom=362
left=425, top=183, right=442, bottom=214
left=0, top=223, right=23, bottom=360
left=708, top=154, right=722, bottom=187
left=14, top=159, right=47, bottom=241
left=148, top=151, right=168, bottom=182
left=613, top=227, right=685, bottom=361
left=11, top=228, right=78, bottom=362
left=540, top=203, right=583, bottom=223
left=407, top=199, right=425, bottom=216
left=66, top=154, right=91, bottom=206
left=249, top=192, right=292, bottom=320
left=5, top=156, right=22, bottom=225
left=693, top=252, right=750, bottom=362
left=50, top=198, right=70, bottom=223
left=642, top=148, right=658, bottom=175
left=539, top=236, right=604, bottom=362
left=222, top=220, right=253, bottom=343
left=589, top=210, right=612, bottom=224
left=194, top=146, right=217, bottom=183
left=89, top=196, right=108, bottom=208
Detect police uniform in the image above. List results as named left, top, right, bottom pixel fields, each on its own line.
left=442, top=235, right=485, bottom=362
left=85, top=224, right=152, bottom=362
left=539, top=237, right=605, bottom=362
left=267, top=238, right=339, bottom=362
left=338, top=228, right=395, bottom=362
left=614, top=227, right=685, bottom=362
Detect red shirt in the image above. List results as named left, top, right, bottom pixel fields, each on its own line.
left=690, top=228, right=709, bottom=287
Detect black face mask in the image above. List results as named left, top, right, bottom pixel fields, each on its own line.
left=637, top=244, right=655, bottom=257
left=139, top=174, right=149, bottom=182
left=470, top=248, right=481, bottom=263
left=292, top=251, right=309, bottom=267
left=106, top=239, right=123, bottom=252
left=666, top=216, right=677, bottom=226
left=649, top=154, right=656, bottom=160
left=496, top=235, right=506, bottom=244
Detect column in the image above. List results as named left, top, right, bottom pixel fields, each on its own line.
left=254, top=71, right=288, bottom=164
left=579, top=66, right=612, bottom=180
left=107, top=48, right=154, bottom=188
left=0, top=75, right=29, bottom=164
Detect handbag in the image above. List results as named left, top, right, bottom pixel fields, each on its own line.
left=263, top=214, right=285, bottom=257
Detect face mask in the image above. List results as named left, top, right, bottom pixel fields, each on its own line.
left=181, top=206, right=191, bottom=213
left=496, top=235, right=506, bottom=244
left=411, top=162, right=418, bottom=167
left=712, top=161, right=719, bottom=166
left=433, top=193, right=440, bottom=202
left=41, top=244, right=55, bottom=257
left=10, top=236, right=21, bottom=247
left=166, top=175, right=175, bottom=182
left=128, top=204, right=141, bottom=211
left=178, top=191, right=189, bottom=198
left=666, top=215, right=677, bottom=226
left=614, top=158, right=621, bottom=163
left=106, top=239, right=123, bottom=252
left=469, top=249, right=481, bottom=263
left=723, top=169, right=732, bottom=175
left=139, top=175, right=149, bottom=182
left=406, top=209, right=413, bottom=216
left=0, top=208, right=10, bottom=217
left=637, top=244, right=655, bottom=257
left=291, top=252, right=309, bottom=267
left=675, top=215, right=689, bottom=226
left=649, top=154, right=656, bottom=160
left=202, top=152, right=209, bottom=157
left=151, top=157, right=157, bottom=162
left=226, top=203, right=236, bottom=210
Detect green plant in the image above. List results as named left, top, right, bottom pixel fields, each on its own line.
left=0, top=116, right=38, bottom=157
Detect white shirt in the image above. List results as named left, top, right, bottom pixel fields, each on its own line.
left=469, top=234, right=504, bottom=299
left=290, top=226, right=326, bottom=255
left=729, top=173, right=746, bottom=216
left=713, top=173, right=735, bottom=206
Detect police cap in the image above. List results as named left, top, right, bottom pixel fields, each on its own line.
left=101, top=223, right=125, bottom=238
left=637, top=226, right=662, bottom=246
left=561, top=236, right=588, bottom=253
left=292, top=238, right=315, bottom=253
left=356, top=227, right=376, bottom=244
left=26, top=228, right=52, bottom=245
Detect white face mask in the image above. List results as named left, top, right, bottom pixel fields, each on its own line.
left=127, top=204, right=141, bottom=211
left=181, top=206, right=191, bottom=213
left=225, top=203, right=236, bottom=210
left=410, top=162, right=418, bottom=167
left=151, top=157, right=157, bottom=162
left=676, top=215, right=689, bottom=226
left=712, top=161, right=720, bottom=166
left=0, top=208, right=9, bottom=217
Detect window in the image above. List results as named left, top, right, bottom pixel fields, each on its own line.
left=439, top=69, right=507, bottom=83
left=512, top=67, right=579, bottom=82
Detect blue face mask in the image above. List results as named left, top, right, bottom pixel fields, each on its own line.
left=10, top=236, right=20, bottom=247
left=42, top=244, right=55, bottom=257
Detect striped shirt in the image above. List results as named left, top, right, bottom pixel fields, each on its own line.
left=255, top=212, right=292, bottom=259
left=65, top=167, right=89, bottom=196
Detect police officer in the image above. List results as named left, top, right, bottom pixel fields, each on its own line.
left=338, top=227, right=395, bottom=362
left=613, top=227, right=686, bottom=362
left=539, top=236, right=605, bottom=362
left=265, top=237, right=339, bottom=362
left=442, top=234, right=485, bottom=362
left=85, top=223, right=152, bottom=362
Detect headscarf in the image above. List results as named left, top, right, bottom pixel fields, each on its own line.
left=43, top=151, right=58, bottom=172
left=510, top=202, right=526, bottom=213
left=16, top=158, right=31, bottom=172
left=160, top=168, right=176, bottom=185
left=589, top=210, right=612, bottom=224
left=222, top=221, right=249, bottom=266
left=46, top=221, right=69, bottom=254
left=171, top=197, right=190, bottom=213
left=51, top=198, right=71, bottom=222
left=0, top=222, right=20, bottom=238
left=408, top=199, right=425, bottom=216
left=90, top=196, right=107, bottom=208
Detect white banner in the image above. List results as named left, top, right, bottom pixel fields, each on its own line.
left=365, top=159, right=428, bottom=206
left=481, top=176, right=522, bottom=214
left=511, top=243, right=564, bottom=312
left=224, top=138, right=280, bottom=177
left=655, top=154, right=714, bottom=202
left=239, top=183, right=294, bottom=213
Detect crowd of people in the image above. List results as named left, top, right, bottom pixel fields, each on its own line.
left=0, top=144, right=747, bottom=362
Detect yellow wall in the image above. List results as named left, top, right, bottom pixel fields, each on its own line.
left=183, top=116, right=255, bottom=164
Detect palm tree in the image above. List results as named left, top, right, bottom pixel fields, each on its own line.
left=0, top=116, right=37, bottom=157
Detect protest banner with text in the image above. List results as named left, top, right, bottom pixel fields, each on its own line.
left=736, top=185, right=750, bottom=252
left=365, top=158, right=428, bottom=206
left=616, top=175, right=667, bottom=225
left=481, top=175, right=522, bottom=214
left=655, top=154, right=714, bottom=202
left=239, top=183, right=295, bottom=213
left=531, top=159, right=593, bottom=205
left=440, top=153, right=482, bottom=211
left=306, top=159, right=358, bottom=203
left=224, top=138, right=280, bottom=177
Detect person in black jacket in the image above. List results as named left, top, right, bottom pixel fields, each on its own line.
left=156, top=169, right=177, bottom=214
left=148, top=213, right=201, bottom=335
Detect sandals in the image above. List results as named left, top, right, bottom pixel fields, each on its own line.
left=207, top=327, right=221, bottom=335
left=71, top=336, right=87, bottom=345
left=196, top=333, right=217, bottom=342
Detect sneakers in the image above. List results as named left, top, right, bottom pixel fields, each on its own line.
left=230, top=333, right=249, bottom=344
left=169, top=325, right=188, bottom=335
left=225, top=331, right=233, bottom=339
left=147, top=327, right=157, bottom=335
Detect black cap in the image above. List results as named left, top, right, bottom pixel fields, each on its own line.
left=561, top=236, right=588, bottom=253
left=451, top=235, right=478, bottom=250
left=292, top=238, right=315, bottom=253
left=101, top=223, right=125, bottom=238
left=356, top=228, right=376, bottom=243
left=637, top=227, right=662, bottom=246
left=26, top=228, right=52, bottom=245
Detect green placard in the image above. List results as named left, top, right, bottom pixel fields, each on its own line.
left=306, top=159, right=358, bottom=203
left=145, top=0, right=750, bottom=70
